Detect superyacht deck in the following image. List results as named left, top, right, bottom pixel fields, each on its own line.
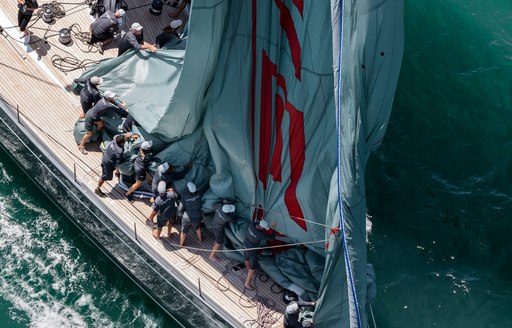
left=0, top=1, right=284, bottom=326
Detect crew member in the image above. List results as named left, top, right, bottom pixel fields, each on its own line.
left=243, top=219, right=277, bottom=290
left=208, top=201, right=236, bottom=261
left=73, top=76, right=103, bottom=117
left=283, top=301, right=316, bottom=328
left=150, top=161, right=192, bottom=202
left=95, top=133, right=136, bottom=197
left=180, top=182, right=203, bottom=247
left=78, top=90, right=128, bottom=154
left=124, top=141, right=153, bottom=202
left=89, top=9, right=125, bottom=54
left=117, top=22, right=157, bottom=56
left=17, top=0, right=38, bottom=40
left=148, top=181, right=179, bottom=239
left=155, top=19, right=182, bottom=48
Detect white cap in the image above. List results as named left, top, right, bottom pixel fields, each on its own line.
left=222, top=204, right=235, bottom=213
left=140, top=141, right=152, bottom=150
left=158, top=162, right=169, bottom=173
left=258, top=219, right=270, bottom=230
left=187, top=182, right=196, bottom=193
left=130, top=22, right=143, bottom=31
left=116, top=8, right=125, bottom=17
left=286, top=302, right=300, bottom=314
left=170, top=19, right=182, bottom=29
left=90, top=76, right=103, bottom=85
left=157, top=181, right=167, bottom=194
left=103, top=90, right=115, bottom=99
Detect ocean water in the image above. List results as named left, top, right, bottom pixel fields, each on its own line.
left=366, top=0, right=512, bottom=327
left=0, top=152, right=179, bottom=327
left=1, top=1, right=511, bottom=328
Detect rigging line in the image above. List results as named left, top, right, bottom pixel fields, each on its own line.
left=335, top=1, right=362, bottom=327
left=159, top=235, right=341, bottom=253
left=241, top=203, right=352, bottom=230
left=0, top=104, right=222, bottom=327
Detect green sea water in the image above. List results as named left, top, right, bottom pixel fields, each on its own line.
left=0, top=151, right=179, bottom=327
left=1, top=0, right=512, bottom=327
left=366, top=0, right=512, bottom=327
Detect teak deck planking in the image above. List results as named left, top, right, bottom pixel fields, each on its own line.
left=0, top=1, right=284, bottom=326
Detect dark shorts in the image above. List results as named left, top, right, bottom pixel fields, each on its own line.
left=244, top=248, right=259, bottom=270
left=213, top=227, right=225, bottom=244
left=157, top=213, right=177, bottom=228
left=85, top=115, right=99, bottom=132
left=134, top=167, right=147, bottom=182
left=100, top=164, right=115, bottom=181
left=18, top=12, right=32, bottom=32
left=181, top=213, right=200, bottom=234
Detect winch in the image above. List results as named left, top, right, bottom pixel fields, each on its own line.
left=42, top=4, right=55, bottom=24
left=58, top=28, right=71, bottom=45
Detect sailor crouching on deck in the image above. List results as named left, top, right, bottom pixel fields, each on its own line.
left=89, top=9, right=126, bottom=54
left=73, top=76, right=103, bottom=118
left=95, top=133, right=136, bottom=197
left=147, top=181, right=179, bottom=240
left=243, top=219, right=277, bottom=290
left=117, top=22, right=157, bottom=56
left=77, top=91, right=128, bottom=154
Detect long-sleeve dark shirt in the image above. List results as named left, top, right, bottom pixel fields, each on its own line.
left=91, top=10, right=119, bottom=39
left=118, top=30, right=144, bottom=56
left=86, top=97, right=127, bottom=121
left=101, top=136, right=124, bottom=167
left=74, top=77, right=101, bottom=104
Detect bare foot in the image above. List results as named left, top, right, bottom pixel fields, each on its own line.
left=152, top=230, right=161, bottom=239
left=209, top=254, right=220, bottom=261
left=244, top=284, right=255, bottom=291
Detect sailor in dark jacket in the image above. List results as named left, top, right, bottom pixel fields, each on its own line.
left=125, top=140, right=153, bottom=202
left=73, top=76, right=103, bottom=116
left=95, top=133, right=135, bottom=197
left=179, top=182, right=203, bottom=247
left=78, top=90, right=128, bottom=154
left=89, top=9, right=125, bottom=52
left=147, top=181, right=179, bottom=239
left=117, top=22, right=157, bottom=56
left=155, top=19, right=182, bottom=48
left=208, top=202, right=236, bottom=260
left=243, top=219, right=277, bottom=290
left=150, top=161, right=192, bottom=201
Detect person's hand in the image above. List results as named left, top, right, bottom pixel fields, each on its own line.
left=271, top=221, right=277, bottom=229
left=79, top=113, right=85, bottom=119
left=121, top=101, right=127, bottom=107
